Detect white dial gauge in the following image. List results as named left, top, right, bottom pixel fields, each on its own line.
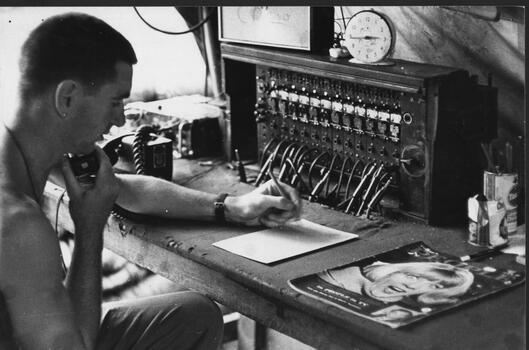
left=344, top=10, right=395, bottom=65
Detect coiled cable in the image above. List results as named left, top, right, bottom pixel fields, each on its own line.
left=132, top=125, right=155, bottom=175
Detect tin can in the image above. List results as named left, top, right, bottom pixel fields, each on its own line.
left=483, top=172, right=518, bottom=235
left=468, top=195, right=509, bottom=247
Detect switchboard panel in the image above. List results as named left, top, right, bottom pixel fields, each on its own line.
left=222, top=43, right=497, bottom=225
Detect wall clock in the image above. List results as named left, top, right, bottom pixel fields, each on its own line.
left=343, top=10, right=395, bottom=65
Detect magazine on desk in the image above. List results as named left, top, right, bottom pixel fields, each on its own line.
left=288, top=242, right=525, bottom=329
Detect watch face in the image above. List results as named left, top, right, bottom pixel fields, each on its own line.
left=344, top=10, right=394, bottom=63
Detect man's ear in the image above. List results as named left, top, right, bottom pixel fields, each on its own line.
left=54, top=80, right=78, bottom=118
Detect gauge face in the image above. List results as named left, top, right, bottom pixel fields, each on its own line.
left=344, top=10, right=394, bottom=63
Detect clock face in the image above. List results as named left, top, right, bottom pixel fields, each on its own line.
left=344, top=10, right=394, bottom=64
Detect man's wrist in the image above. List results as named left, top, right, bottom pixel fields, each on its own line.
left=214, top=193, right=230, bottom=223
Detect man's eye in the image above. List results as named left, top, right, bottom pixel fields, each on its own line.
left=405, top=274, right=418, bottom=281
left=433, top=283, right=444, bottom=289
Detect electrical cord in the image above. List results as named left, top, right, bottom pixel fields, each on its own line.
left=259, top=138, right=278, bottom=169
left=278, top=142, right=298, bottom=180
left=133, top=7, right=215, bottom=35
left=309, top=167, right=331, bottom=202
left=343, top=163, right=377, bottom=213
left=55, top=189, right=68, bottom=278
left=132, top=125, right=155, bottom=175
left=290, top=147, right=318, bottom=191
left=201, top=7, right=209, bottom=96
left=339, top=6, right=348, bottom=35
left=323, top=153, right=341, bottom=199
left=344, top=160, right=363, bottom=201
left=307, top=151, right=331, bottom=191
left=356, top=164, right=386, bottom=216
left=327, top=156, right=352, bottom=205
left=281, top=143, right=303, bottom=181
left=294, top=147, right=317, bottom=168
left=255, top=139, right=287, bottom=186
left=285, top=158, right=309, bottom=192
left=280, top=144, right=306, bottom=183
left=365, top=176, right=393, bottom=219
left=291, top=144, right=307, bottom=166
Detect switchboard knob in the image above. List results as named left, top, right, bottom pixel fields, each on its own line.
left=400, top=145, right=426, bottom=177
left=402, top=113, right=413, bottom=124
left=311, top=133, right=320, bottom=140
left=334, top=136, right=341, bottom=145
left=392, top=148, right=400, bottom=158
left=355, top=142, right=363, bottom=150
left=301, top=130, right=308, bottom=137
left=344, top=140, right=352, bottom=148
left=379, top=147, right=387, bottom=156
left=322, top=135, right=330, bottom=143
left=368, top=143, right=375, bottom=153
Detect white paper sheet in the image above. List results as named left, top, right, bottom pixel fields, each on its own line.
left=212, top=219, right=358, bottom=264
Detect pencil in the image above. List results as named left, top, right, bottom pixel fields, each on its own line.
left=267, top=165, right=290, bottom=200
left=460, top=243, right=508, bottom=262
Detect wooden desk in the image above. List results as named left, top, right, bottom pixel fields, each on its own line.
left=42, top=160, right=525, bottom=350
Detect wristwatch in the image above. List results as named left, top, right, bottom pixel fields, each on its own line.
left=214, top=193, right=229, bottom=223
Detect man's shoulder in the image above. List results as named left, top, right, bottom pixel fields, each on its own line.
left=1, top=188, right=46, bottom=231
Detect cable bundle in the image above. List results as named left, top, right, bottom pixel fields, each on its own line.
left=255, top=138, right=395, bottom=219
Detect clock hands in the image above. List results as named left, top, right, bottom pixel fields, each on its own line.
left=348, top=35, right=381, bottom=40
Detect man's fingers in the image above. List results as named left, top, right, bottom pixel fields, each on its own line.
left=261, top=195, right=295, bottom=212
left=61, top=156, right=82, bottom=197
left=282, top=186, right=302, bottom=218
left=94, top=147, right=117, bottom=188
left=259, top=216, right=280, bottom=228
left=258, top=180, right=302, bottom=217
left=265, top=211, right=294, bottom=223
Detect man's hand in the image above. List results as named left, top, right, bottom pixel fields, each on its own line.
left=224, top=179, right=302, bottom=227
left=61, top=147, right=119, bottom=234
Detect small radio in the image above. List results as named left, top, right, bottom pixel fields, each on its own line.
left=178, top=117, right=223, bottom=158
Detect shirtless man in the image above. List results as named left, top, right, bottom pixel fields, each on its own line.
left=0, top=12, right=301, bottom=349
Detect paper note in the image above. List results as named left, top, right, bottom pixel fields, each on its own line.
left=213, top=219, right=358, bottom=264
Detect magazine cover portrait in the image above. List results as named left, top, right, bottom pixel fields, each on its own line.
left=289, top=242, right=525, bottom=328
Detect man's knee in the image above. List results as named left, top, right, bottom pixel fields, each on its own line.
left=179, top=291, right=223, bottom=328
left=98, top=292, right=224, bottom=350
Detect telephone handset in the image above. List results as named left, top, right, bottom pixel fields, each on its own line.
left=67, top=125, right=174, bottom=222
left=68, top=125, right=173, bottom=184
left=67, top=133, right=131, bottom=186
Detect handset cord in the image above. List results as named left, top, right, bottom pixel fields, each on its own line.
left=111, top=125, right=161, bottom=223
left=55, top=189, right=69, bottom=278
left=132, top=125, right=155, bottom=175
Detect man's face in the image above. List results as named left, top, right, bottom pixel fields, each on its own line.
left=363, top=269, right=445, bottom=302
left=69, top=61, right=132, bottom=154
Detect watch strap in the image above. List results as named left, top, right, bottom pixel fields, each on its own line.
left=214, top=193, right=229, bottom=223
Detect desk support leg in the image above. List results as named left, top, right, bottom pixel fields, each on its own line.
left=254, top=322, right=267, bottom=350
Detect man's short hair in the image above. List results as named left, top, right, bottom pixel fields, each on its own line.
left=19, top=12, right=137, bottom=98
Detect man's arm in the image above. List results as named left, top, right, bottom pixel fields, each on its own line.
left=115, top=174, right=302, bottom=226
left=48, top=150, right=302, bottom=226
left=0, top=197, right=88, bottom=349
left=60, top=148, right=120, bottom=349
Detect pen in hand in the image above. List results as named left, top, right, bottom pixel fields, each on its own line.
left=267, top=164, right=290, bottom=200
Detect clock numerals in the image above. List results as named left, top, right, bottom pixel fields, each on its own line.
left=344, top=10, right=393, bottom=64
